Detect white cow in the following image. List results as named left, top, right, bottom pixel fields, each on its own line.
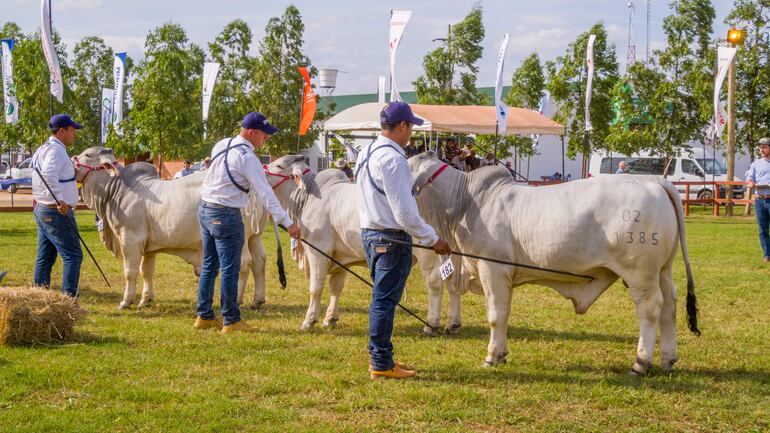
left=264, top=155, right=461, bottom=333
left=409, top=151, right=699, bottom=374
left=74, top=147, right=269, bottom=310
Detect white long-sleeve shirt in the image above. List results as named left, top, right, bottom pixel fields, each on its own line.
left=31, top=137, right=79, bottom=206
left=355, top=135, right=438, bottom=246
left=200, top=135, right=292, bottom=227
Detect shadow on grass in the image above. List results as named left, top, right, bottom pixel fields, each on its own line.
left=3, top=333, right=125, bottom=350
left=422, top=362, right=770, bottom=393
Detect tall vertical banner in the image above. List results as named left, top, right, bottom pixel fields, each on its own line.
left=41, top=0, right=63, bottom=103
left=101, top=88, right=113, bottom=144
left=297, top=66, right=316, bottom=136
left=585, top=34, right=597, bottom=132
left=1, top=39, right=19, bottom=124
left=201, top=62, right=220, bottom=138
left=377, top=76, right=386, bottom=104
left=714, top=46, right=737, bottom=137
left=494, top=33, right=510, bottom=136
left=388, top=10, right=412, bottom=102
left=112, top=52, right=126, bottom=136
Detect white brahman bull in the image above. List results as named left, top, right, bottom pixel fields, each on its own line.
left=409, top=151, right=699, bottom=374
left=74, top=147, right=269, bottom=310
left=264, top=155, right=461, bottom=334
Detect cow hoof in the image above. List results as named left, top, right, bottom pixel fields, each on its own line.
left=660, top=356, right=678, bottom=373
left=422, top=324, right=441, bottom=336
left=138, top=299, right=153, bottom=308
left=482, top=352, right=508, bottom=368
left=249, top=300, right=266, bottom=311
left=117, top=301, right=132, bottom=310
left=445, top=323, right=462, bottom=335
left=322, top=317, right=338, bottom=328
left=482, top=358, right=507, bottom=368
left=299, top=320, right=317, bottom=331
left=629, top=357, right=652, bottom=376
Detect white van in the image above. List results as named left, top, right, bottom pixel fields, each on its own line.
left=588, top=149, right=744, bottom=200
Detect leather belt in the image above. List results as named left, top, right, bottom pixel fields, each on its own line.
left=363, top=227, right=406, bottom=233
left=756, top=194, right=770, bottom=199
left=201, top=200, right=235, bottom=209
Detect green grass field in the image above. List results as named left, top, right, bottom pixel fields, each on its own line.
left=1, top=210, right=769, bottom=432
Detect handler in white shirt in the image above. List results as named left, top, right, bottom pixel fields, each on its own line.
left=195, top=111, right=301, bottom=333
left=355, top=101, right=450, bottom=379
left=31, top=114, right=84, bottom=299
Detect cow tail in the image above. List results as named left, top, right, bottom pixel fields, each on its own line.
left=272, top=220, right=287, bottom=289
left=660, top=179, right=700, bottom=336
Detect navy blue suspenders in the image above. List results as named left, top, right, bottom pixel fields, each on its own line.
left=355, top=143, right=405, bottom=196
left=210, top=138, right=250, bottom=193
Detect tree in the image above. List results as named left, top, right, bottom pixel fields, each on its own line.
left=130, top=23, right=204, bottom=166
left=0, top=26, right=72, bottom=153
left=476, top=52, right=546, bottom=166
left=0, top=22, right=25, bottom=156
left=207, top=19, right=257, bottom=141
left=252, top=6, right=319, bottom=156
left=605, top=62, right=671, bottom=156
left=546, top=23, right=619, bottom=160
left=69, top=36, right=115, bottom=152
left=726, top=0, right=770, bottom=155
left=413, top=4, right=488, bottom=105
left=655, top=0, right=716, bottom=154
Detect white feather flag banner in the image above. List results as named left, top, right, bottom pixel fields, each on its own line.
left=388, top=10, right=412, bottom=102
left=41, top=0, right=63, bottom=103
left=494, top=33, right=510, bottom=136
left=585, top=34, right=596, bottom=132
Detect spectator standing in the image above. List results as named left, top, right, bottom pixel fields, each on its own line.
left=747, top=137, right=770, bottom=263
left=480, top=152, right=495, bottom=167
left=174, top=160, right=195, bottom=179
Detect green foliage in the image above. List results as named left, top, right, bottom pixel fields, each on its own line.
left=546, top=23, right=619, bottom=159
left=0, top=28, right=72, bottom=153
left=130, top=23, right=204, bottom=162
left=413, top=4, right=488, bottom=105
left=481, top=53, right=547, bottom=161
left=253, top=6, right=319, bottom=156
left=69, top=37, right=115, bottom=153
left=206, top=19, right=257, bottom=141
left=655, top=0, right=716, bottom=154
left=726, top=0, right=770, bottom=153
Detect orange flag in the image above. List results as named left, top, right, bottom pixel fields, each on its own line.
left=298, top=66, right=316, bottom=136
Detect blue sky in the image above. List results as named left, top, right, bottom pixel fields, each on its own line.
left=6, top=0, right=733, bottom=95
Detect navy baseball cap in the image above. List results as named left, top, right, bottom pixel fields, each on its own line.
left=242, top=112, right=278, bottom=135
left=380, top=101, right=424, bottom=126
left=49, top=114, right=83, bottom=130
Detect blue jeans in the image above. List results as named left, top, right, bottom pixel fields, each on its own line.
left=197, top=203, right=244, bottom=326
left=361, top=229, right=413, bottom=371
left=33, top=205, right=83, bottom=297
left=756, top=198, right=770, bottom=259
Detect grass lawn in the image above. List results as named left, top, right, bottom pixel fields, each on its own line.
left=0, top=209, right=769, bottom=432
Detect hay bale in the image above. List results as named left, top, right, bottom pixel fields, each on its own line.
left=0, top=286, right=81, bottom=345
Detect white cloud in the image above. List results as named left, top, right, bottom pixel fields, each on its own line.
left=53, top=0, right=103, bottom=10
left=101, top=35, right=145, bottom=58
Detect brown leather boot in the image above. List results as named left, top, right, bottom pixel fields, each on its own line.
left=221, top=320, right=257, bottom=334
left=193, top=316, right=223, bottom=330
left=370, top=365, right=416, bottom=379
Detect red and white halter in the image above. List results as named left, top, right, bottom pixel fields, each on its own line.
left=73, top=156, right=107, bottom=184
left=263, top=164, right=311, bottom=189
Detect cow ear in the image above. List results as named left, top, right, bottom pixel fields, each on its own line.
left=292, top=165, right=307, bottom=190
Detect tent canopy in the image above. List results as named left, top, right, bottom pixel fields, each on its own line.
left=324, top=102, right=565, bottom=136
